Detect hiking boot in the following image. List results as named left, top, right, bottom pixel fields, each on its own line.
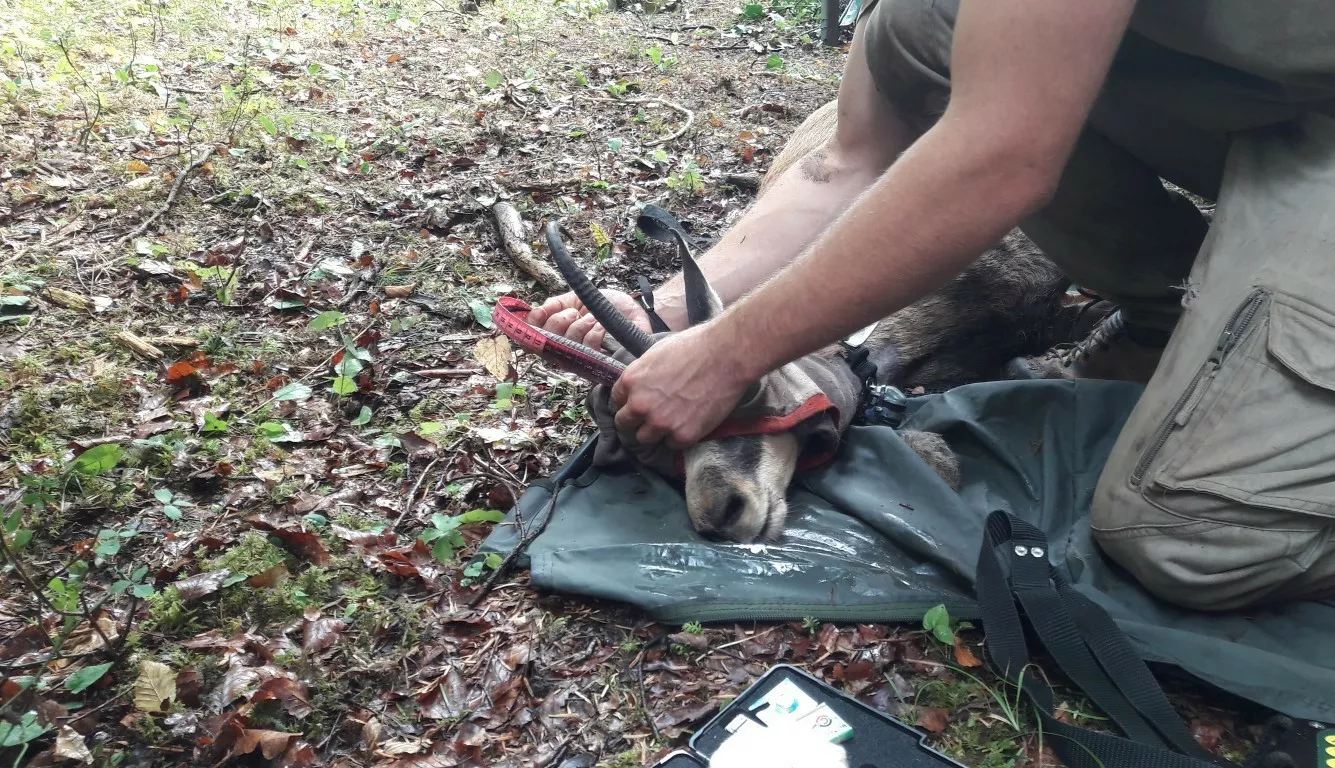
left=1005, top=309, right=1168, bottom=384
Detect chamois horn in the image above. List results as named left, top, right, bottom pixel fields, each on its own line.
left=545, top=222, right=654, bottom=358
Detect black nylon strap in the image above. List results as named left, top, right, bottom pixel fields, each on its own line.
left=976, top=510, right=1234, bottom=768
left=635, top=276, right=672, bottom=334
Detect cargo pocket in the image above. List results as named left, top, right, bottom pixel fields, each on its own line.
left=1143, top=290, right=1335, bottom=521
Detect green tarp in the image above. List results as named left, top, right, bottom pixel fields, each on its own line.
left=481, top=380, right=1335, bottom=721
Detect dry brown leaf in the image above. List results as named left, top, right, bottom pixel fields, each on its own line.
left=247, top=515, right=331, bottom=565
left=247, top=564, right=290, bottom=588
left=302, top=608, right=347, bottom=654
left=53, top=725, right=93, bottom=764
left=174, top=569, right=231, bottom=601
left=915, top=706, right=950, bottom=733
left=64, top=616, right=121, bottom=654
left=126, top=159, right=152, bottom=175
left=134, top=660, right=177, bottom=713
left=251, top=677, right=313, bottom=719
left=473, top=335, right=511, bottom=380
left=384, top=283, right=416, bottom=298
left=176, top=666, right=202, bottom=707
left=953, top=640, right=983, bottom=668
left=234, top=729, right=300, bottom=760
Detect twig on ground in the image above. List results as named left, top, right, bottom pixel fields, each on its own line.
left=642, top=99, right=695, bottom=146
left=575, top=95, right=695, bottom=147
left=113, top=330, right=165, bottom=360
left=635, top=636, right=666, bottom=742
left=112, top=148, right=212, bottom=252
left=467, top=482, right=561, bottom=608
left=393, top=455, right=444, bottom=531
left=413, top=367, right=483, bottom=378
left=491, top=202, right=565, bottom=293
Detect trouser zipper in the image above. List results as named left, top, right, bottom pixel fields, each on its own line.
left=1130, top=290, right=1266, bottom=487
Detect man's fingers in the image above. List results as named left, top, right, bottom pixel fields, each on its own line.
left=543, top=308, right=580, bottom=336
left=528, top=293, right=583, bottom=327
left=585, top=324, right=607, bottom=351
left=636, top=423, right=667, bottom=446
left=566, top=313, right=599, bottom=345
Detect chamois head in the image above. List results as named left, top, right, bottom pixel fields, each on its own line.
left=546, top=219, right=815, bottom=543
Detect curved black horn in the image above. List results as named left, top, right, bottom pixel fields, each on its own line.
left=545, top=222, right=654, bottom=357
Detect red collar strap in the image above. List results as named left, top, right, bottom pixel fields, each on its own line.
left=494, top=296, right=847, bottom=470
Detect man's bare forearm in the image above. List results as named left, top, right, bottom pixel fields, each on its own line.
left=652, top=148, right=886, bottom=330
left=718, top=122, right=1058, bottom=382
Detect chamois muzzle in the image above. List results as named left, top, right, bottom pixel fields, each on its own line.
left=545, top=223, right=655, bottom=358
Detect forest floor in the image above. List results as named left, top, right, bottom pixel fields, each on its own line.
left=0, top=0, right=1255, bottom=765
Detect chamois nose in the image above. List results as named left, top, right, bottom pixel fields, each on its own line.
left=698, top=528, right=729, bottom=543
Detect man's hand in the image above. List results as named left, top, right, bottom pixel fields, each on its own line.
left=610, top=323, right=751, bottom=449
left=525, top=289, right=650, bottom=350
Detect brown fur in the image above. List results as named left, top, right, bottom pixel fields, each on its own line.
left=683, top=101, right=1077, bottom=541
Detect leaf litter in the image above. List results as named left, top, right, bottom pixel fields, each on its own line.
left=0, top=0, right=1259, bottom=764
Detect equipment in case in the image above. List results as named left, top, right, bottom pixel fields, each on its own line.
left=649, top=664, right=964, bottom=767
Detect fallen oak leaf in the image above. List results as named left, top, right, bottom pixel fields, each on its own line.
left=915, top=706, right=950, bottom=734
left=250, top=677, right=313, bottom=720
left=134, top=660, right=177, bottom=713
left=173, top=569, right=232, bottom=601
left=473, top=335, right=510, bottom=380
left=301, top=608, right=347, bottom=654
left=384, top=283, right=416, bottom=298
left=247, top=515, right=330, bottom=565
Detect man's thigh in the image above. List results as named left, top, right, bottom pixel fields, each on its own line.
left=1093, top=111, right=1335, bottom=611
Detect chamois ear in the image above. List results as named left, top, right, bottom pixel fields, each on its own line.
left=678, top=232, right=723, bottom=326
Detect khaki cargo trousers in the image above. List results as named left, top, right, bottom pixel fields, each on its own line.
left=850, top=0, right=1335, bottom=610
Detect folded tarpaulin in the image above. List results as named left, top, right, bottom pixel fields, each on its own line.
left=480, top=379, right=1335, bottom=721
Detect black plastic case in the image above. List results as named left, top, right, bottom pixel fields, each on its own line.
left=649, top=664, right=965, bottom=767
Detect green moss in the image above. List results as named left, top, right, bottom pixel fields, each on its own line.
left=143, top=587, right=191, bottom=634
left=207, top=532, right=289, bottom=575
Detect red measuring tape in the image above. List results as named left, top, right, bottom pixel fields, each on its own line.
left=492, top=296, right=628, bottom=388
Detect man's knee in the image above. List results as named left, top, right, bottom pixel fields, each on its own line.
left=1090, top=507, right=1332, bottom=611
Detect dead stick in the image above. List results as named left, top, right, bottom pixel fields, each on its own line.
left=393, top=455, right=443, bottom=531
left=113, top=149, right=212, bottom=251
left=468, top=483, right=561, bottom=608
left=576, top=95, right=694, bottom=147
left=643, top=98, right=695, bottom=147
left=491, top=202, right=564, bottom=293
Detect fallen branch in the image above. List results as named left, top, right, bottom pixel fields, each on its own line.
left=113, top=330, right=165, bottom=361
left=42, top=287, right=93, bottom=311
left=491, top=202, right=565, bottom=294
left=113, top=148, right=212, bottom=252
left=140, top=335, right=199, bottom=348
left=722, top=172, right=762, bottom=190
